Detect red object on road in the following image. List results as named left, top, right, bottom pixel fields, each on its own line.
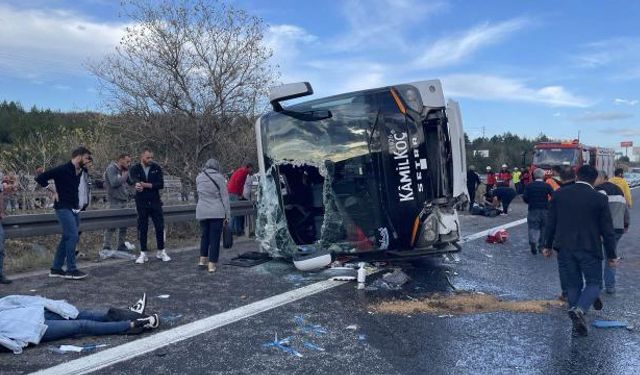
left=486, top=228, right=509, bottom=244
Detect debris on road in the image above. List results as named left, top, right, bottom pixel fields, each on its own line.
left=303, top=341, right=325, bottom=352
left=366, top=269, right=411, bottom=290
left=48, top=344, right=108, bottom=354
left=371, top=292, right=563, bottom=315
left=157, top=294, right=170, bottom=299
left=486, top=228, right=509, bottom=244
left=160, top=313, right=184, bottom=326
left=345, top=324, right=358, bottom=331
left=224, top=251, right=272, bottom=267
left=592, top=320, right=630, bottom=329
left=99, top=249, right=136, bottom=261
left=294, top=315, right=328, bottom=335
left=263, top=334, right=303, bottom=358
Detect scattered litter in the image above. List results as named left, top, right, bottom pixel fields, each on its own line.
left=357, top=334, right=367, bottom=341
left=160, top=314, right=183, bottom=326
left=345, top=325, right=358, bottom=331
left=99, top=249, right=137, bottom=261
left=303, top=342, right=325, bottom=352
left=382, top=269, right=410, bottom=287
left=124, top=241, right=136, bottom=251
left=29, top=289, right=37, bottom=292
left=48, top=344, right=108, bottom=354
left=224, top=251, right=272, bottom=267
left=592, top=320, right=629, bottom=329
left=325, top=266, right=357, bottom=281
left=157, top=294, right=170, bottom=299
left=263, top=333, right=303, bottom=358
left=438, top=314, right=454, bottom=318
left=294, top=315, right=328, bottom=335
left=479, top=249, right=494, bottom=258
left=486, top=228, right=509, bottom=244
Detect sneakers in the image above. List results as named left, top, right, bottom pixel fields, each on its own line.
left=135, top=252, right=149, bottom=264
left=134, top=314, right=160, bottom=329
left=529, top=243, right=538, bottom=255
left=49, top=269, right=66, bottom=278
left=156, top=250, right=171, bottom=262
left=568, top=307, right=588, bottom=337
left=129, top=293, right=147, bottom=315
left=65, top=270, right=88, bottom=280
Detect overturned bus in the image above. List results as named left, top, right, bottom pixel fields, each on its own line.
left=254, top=80, right=468, bottom=259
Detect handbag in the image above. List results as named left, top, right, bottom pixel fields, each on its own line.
left=203, top=171, right=233, bottom=249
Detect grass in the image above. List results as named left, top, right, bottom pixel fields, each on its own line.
left=4, top=221, right=201, bottom=274
left=371, top=292, right=564, bottom=315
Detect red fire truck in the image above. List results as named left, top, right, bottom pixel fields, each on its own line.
left=531, top=140, right=615, bottom=177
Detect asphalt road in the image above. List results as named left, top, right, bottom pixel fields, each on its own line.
left=1, top=190, right=639, bottom=375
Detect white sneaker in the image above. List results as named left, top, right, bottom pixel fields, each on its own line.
left=156, top=250, right=171, bottom=262
left=135, top=252, right=149, bottom=264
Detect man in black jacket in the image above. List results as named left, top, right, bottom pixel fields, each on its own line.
left=466, top=166, right=481, bottom=211
left=542, top=165, right=617, bottom=336
left=129, top=148, right=171, bottom=264
left=523, top=168, right=553, bottom=254
left=35, top=147, right=92, bottom=280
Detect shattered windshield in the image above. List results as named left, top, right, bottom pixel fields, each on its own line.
left=259, top=92, right=387, bottom=255
left=533, top=148, right=578, bottom=167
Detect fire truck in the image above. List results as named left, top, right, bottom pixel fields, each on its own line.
left=531, top=139, right=615, bottom=177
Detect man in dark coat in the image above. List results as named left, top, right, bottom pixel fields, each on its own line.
left=466, top=165, right=481, bottom=211
left=522, top=168, right=553, bottom=254
left=542, top=165, right=617, bottom=337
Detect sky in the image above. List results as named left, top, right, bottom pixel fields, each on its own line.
left=0, top=0, right=639, bottom=156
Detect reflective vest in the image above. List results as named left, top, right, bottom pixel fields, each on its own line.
left=512, top=171, right=521, bottom=184
left=545, top=177, right=560, bottom=191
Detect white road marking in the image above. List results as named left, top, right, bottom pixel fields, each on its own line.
left=32, top=217, right=530, bottom=375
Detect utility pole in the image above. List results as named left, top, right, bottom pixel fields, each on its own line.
left=482, top=126, right=485, bottom=138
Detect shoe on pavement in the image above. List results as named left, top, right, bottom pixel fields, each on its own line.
left=605, top=288, right=616, bottom=295
left=568, top=307, right=588, bottom=337
left=64, top=270, right=88, bottom=280
left=134, top=314, right=160, bottom=329
left=530, top=243, right=538, bottom=255
left=156, top=250, right=171, bottom=262
left=48, top=269, right=66, bottom=278
left=0, top=275, right=12, bottom=284
left=129, top=293, right=147, bottom=315
left=593, top=297, right=603, bottom=311
left=135, top=252, right=149, bottom=264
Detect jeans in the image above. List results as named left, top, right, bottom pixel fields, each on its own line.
left=0, top=223, right=5, bottom=277
left=42, top=309, right=130, bottom=342
left=53, top=209, right=79, bottom=272
left=136, top=205, right=165, bottom=252
left=103, top=200, right=128, bottom=250
left=229, top=194, right=244, bottom=235
left=467, top=185, right=476, bottom=210
left=603, top=232, right=623, bottom=290
left=200, top=219, right=224, bottom=263
left=527, top=209, right=548, bottom=246
left=559, top=249, right=602, bottom=312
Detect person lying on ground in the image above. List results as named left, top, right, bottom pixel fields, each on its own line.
left=0, top=293, right=158, bottom=354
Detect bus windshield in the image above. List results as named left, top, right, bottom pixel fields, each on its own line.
left=260, top=92, right=386, bottom=251
left=533, top=148, right=578, bottom=167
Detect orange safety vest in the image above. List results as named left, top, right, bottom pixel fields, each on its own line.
left=545, top=178, right=560, bottom=191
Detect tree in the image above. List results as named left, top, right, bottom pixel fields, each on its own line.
left=89, top=0, right=278, bottom=187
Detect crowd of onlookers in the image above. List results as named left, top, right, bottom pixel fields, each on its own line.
left=0, top=147, right=256, bottom=284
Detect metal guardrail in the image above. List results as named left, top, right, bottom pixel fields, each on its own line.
left=1, top=201, right=256, bottom=239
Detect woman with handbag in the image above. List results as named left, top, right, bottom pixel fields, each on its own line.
left=196, top=159, right=231, bottom=273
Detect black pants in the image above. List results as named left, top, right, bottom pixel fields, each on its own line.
left=137, top=205, right=165, bottom=252
left=467, top=185, right=476, bottom=210
left=200, top=219, right=224, bottom=262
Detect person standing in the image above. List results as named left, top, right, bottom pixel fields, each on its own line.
left=129, top=148, right=171, bottom=264
left=0, top=170, right=14, bottom=284
left=196, top=159, right=230, bottom=273
left=35, top=147, right=92, bottom=280
left=512, top=167, right=522, bottom=193
left=522, top=169, right=553, bottom=254
left=542, top=165, right=617, bottom=337
left=609, top=168, right=633, bottom=208
left=545, top=166, right=562, bottom=191
left=496, top=164, right=512, bottom=188
left=520, top=167, right=532, bottom=187
left=485, top=166, right=496, bottom=191
left=102, top=154, right=132, bottom=253
left=466, top=166, right=481, bottom=210
left=595, top=171, right=630, bottom=294
left=226, top=163, right=253, bottom=236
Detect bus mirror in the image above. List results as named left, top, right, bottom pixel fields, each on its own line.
left=269, top=82, right=314, bottom=111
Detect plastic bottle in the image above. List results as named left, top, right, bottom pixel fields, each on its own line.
left=357, top=262, right=366, bottom=289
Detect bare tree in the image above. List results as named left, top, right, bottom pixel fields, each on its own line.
left=89, top=0, right=277, bottom=187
